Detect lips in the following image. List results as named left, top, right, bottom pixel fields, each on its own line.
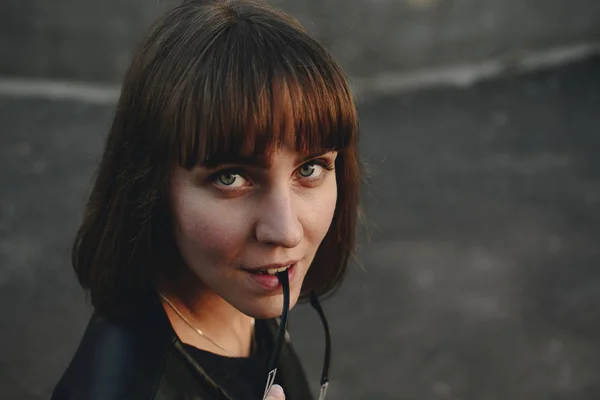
left=243, top=265, right=291, bottom=275
left=242, top=263, right=297, bottom=290
left=241, top=261, right=297, bottom=276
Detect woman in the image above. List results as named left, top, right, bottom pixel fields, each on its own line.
left=52, top=0, right=361, bottom=399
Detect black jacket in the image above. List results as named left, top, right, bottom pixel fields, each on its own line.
left=52, top=293, right=313, bottom=400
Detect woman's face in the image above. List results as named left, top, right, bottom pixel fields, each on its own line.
left=169, top=146, right=338, bottom=318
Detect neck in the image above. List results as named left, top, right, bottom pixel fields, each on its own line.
left=158, top=271, right=255, bottom=357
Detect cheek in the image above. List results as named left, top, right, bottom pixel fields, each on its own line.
left=303, top=179, right=338, bottom=242
left=171, top=188, right=252, bottom=265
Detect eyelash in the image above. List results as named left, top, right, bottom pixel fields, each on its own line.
left=208, top=158, right=335, bottom=187
left=307, top=158, right=336, bottom=172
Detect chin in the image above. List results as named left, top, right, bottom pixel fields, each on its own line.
left=236, top=293, right=300, bottom=320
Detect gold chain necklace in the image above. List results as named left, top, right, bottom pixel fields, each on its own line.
left=159, top=291, right=234, bottom=355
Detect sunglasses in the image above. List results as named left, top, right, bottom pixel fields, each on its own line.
left=262, top=271, right=332, bottom=400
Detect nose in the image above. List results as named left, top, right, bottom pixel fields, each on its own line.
left=255, top=188, right=303, bottom=248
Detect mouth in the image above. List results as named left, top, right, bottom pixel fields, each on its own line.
left=241, top=263, right=298, bottom=291
left=242, top=264, right=293, bottom=276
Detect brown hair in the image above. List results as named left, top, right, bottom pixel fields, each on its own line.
left=73, top=0, right=361, bottom=315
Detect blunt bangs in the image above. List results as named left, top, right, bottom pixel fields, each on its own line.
left=150, top=6, right=358, bottom=169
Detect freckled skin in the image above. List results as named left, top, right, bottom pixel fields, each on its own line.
left=169, top=147, right=338, bottom=319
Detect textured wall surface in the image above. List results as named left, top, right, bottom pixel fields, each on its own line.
left=2, top=56, right=599, bottom=400
left=1, top=0, right=600, bottom=82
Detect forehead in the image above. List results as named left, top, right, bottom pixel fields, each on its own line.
left=178, top=83, right=346, bottom=170
left=170, top=47, right=356, bottom=171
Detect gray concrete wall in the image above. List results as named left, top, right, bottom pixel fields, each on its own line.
left=1, top=0, right=600, bottom=82
left=3, top=55, right=600, bottom=400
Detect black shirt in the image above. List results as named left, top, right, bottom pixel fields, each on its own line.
left=183, top=320, right=279, bottom=400
left=51, top=291, right=314, bottom=400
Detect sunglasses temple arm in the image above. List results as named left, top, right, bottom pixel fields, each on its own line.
left=262, top=271, right=290, bottom=400
left=310, top=291, right=331, bottom=398
left=318, top=382, right=330, bottom=400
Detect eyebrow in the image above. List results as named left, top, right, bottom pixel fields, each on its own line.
left=200, top=150, right=333, bottom=169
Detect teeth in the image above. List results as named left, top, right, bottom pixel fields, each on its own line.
left=265, top=265, right=291, bottom=275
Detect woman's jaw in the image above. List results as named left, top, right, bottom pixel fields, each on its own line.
left=162, top=257, right=310, bottom=321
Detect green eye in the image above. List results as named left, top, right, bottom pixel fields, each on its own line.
left=298, top=164, right=316, bottom=177
left=218, top=172, right=237, bottom=186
